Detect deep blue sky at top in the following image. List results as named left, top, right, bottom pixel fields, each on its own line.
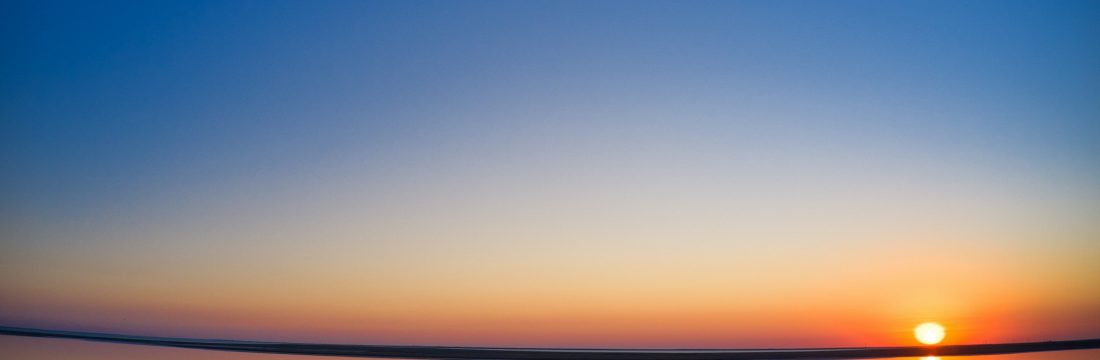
left=2, top=0, right=1098, bottom=224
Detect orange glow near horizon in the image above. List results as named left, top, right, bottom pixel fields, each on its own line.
left=3, top=0, right=1100, bottom=355
left=2, top=223, right=1100, bottom=348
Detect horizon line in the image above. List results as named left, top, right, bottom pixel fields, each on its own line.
left=2, top=325, right=1099, bottom=359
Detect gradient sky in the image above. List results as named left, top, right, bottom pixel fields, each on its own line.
left=2, top=0, right=1099, bottom=349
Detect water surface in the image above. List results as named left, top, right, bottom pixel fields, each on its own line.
left=3, top=336, right=1099, bottom=360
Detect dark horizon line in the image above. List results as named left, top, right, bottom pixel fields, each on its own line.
left=2, top=325, right=1099, bottom=359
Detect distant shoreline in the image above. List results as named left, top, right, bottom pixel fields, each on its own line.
left=2, top=325, right=1099, bottom=359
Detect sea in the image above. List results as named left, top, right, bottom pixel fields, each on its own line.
left=2, top=335, right=1099, bottom=360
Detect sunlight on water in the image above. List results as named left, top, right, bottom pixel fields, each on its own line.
left=917, top=351, right=1100, bottom=360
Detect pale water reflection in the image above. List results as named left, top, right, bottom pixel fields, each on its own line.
left=2, top=336, right=1099, bottom=360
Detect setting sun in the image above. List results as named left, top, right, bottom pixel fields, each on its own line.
left=915, top=322, right=946, bottom=345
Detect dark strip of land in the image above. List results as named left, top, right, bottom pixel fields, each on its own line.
left=2, top=325, right=1098, bottom=359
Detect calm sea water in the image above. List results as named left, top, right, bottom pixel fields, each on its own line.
left=2, top=336, right=1098, bottom=360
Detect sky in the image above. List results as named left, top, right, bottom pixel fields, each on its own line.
left=2, top=0, right=1099, bottom=350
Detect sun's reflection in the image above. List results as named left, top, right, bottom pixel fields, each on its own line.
left=921, top=356, right=940, bottom=360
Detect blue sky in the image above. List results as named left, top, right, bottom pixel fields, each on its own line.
left=1, top=0, right=1099, bottom=346
left=4, top=0, right=1097, bottom=221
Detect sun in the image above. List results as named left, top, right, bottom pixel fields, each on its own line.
left=914, top=322, right=946, bottom=345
